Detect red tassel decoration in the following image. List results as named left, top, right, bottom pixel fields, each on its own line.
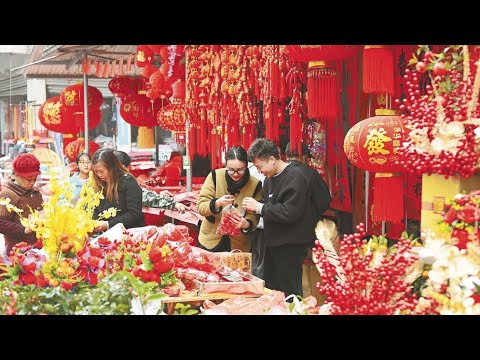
left=372, top=173, right=404, bottom=224
left=307, top=61, right=338, bottom=121
left=362, top=45, right=394, bottom=95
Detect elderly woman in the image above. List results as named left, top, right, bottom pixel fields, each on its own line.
left=0, top=153, right=43, bottom=253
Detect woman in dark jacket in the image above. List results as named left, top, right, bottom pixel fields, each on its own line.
left=91, top=149, right=145, bottom=231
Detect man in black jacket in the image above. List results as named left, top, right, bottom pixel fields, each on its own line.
left=285, top=142, right=331, bottom=223
left=243, top=138, right=316, bottom=297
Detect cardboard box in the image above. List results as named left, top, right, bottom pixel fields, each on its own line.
left=421, top=173, right=480, bottom=235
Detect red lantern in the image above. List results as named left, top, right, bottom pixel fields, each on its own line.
left=172, top=79, right=186, bottom=100
left=362, top=45, right=394, bottom=95
left=38, top=96, right=78, bottom=134
left=344, top=109, right=407, bottom=223
left=142, top=64, right=158, bottom=80
left=120, top=94, right=160, bottom=127
left=108, top=76, right=139, bottom=98
left=149, top=71, right=165, bottom=89
left=71, top=108, right=102, bottom=130
left=60, top=84, right=103, bottom=111
left=64, top=139, right=100, bottom=162
left=157, top=101, right=186, bottom=133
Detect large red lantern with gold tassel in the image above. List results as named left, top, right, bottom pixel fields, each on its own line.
left=362, top=45, right=394, bottom=95
left=64, top=139, right=100, bottom=162
left=344, top=109, right=407, bottom=223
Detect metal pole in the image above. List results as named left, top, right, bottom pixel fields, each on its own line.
left=83, top=53, right=89, bottom=154
left=154, top=127, right=159, bottom=166
left=185, top=47, right=192, bottom=192
left=186, top=120, right=192, bottom=192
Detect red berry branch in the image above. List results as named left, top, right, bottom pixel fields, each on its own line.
left=395, top=45, right=480, bottom=178
left=313, top=223, right=423, bottom=315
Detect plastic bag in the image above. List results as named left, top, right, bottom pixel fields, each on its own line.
left=216, top=204, right=241, bottom=237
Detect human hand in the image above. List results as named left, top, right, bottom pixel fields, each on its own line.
left=94, top=221, right=109, bottom=233
left=229, top=212, right=249, bottom=229
left=242, top=197, right=259, bottom=213
left=24, top=225, right=33, bottom=235
left=175, top=202, right=187, bottom=213
left=215, top=195, right=235, bottom=208
left=160, top=190, right=173, bottom=197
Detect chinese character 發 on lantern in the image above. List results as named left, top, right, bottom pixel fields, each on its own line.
left=344, top=109, right=407, bottom=223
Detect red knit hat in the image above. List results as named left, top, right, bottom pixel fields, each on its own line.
left=12, top=153, right=41, bottom=178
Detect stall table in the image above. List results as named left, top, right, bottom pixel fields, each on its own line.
left=161, top=289, right=271, bottom=315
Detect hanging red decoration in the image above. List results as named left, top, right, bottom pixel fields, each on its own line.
left=172, top=79, right=186, bottom=100
left=108, top=76, right=139, bottom=98
left=307, top=61, right=338, bottom=121
left=147, top=45, right=164, bottom=55
left=157, top=101, right=186, bottom=133
left=120, top=94, right=159, bottom=127
left=38, top=96, right=77, bottom=134
left=60, top=84, right=103, bottom=112
left=149, top=71, right=165, bottom=90
left=284, top=45, right=360, bottom=63
left=344, top=109, right=407, bottom=223
left=136, top=45, right=154, bottom=68
left=142, top=64, right=158, bottom=80
left=64, top=139, right=100, bottom=162
left=71, top=108, right=102, bottom=130
left=362, top=45, right=394, bottom=95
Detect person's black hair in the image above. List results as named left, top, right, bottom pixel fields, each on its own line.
left=75, top=152, right=91, bottom=165
left=113, top=150, right=132, bottom=168
left=225, top=146, right=248, bottom=165
left=247, top=138, right=279, bottom=161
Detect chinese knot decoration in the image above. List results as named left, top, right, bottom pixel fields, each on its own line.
left=396, top=45, right=480, bottom=178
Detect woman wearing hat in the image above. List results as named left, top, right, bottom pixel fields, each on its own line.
left=0, top=153, right=43, bottom=253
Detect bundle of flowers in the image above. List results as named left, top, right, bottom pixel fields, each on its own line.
left=440, top=189, right=480, bottom=249
left=313, top=223, right=427, bottom=315
left=418, top=233, right=480, bottom=314
left=396, top=45, right=480, bottom=178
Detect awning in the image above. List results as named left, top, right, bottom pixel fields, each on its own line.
left=18, top=45, right=142, bottom=79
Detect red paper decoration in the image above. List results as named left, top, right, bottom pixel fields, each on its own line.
left=136, top=45, right=154, bottom=68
